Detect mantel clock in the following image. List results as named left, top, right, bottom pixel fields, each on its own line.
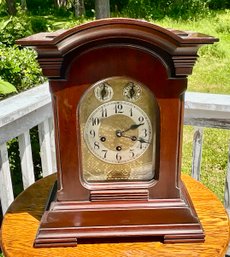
left=17, top=18, right=218, bottom=247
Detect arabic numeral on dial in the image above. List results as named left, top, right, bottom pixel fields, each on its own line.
left=90, top=130, right=96, bottom=138
left=101, top=107, right=108, bottom=118
left=91, top=117, right=100, bottom=126
left=94, top=141, right=100, bottom=150
left=139, top=142, right=143, bottom=149
left=129, top=149, right=135, bottom=158
left=138, top=116, right=144, bottom=122
left=130, top=108, right=133, bottom=117
left=102, top=149, right=108, bottom=159
left=143, top=128, right=148, bottom=137
left=115, top=103, right=123, bottom=114
left=116, top=153, right=122, bottom=162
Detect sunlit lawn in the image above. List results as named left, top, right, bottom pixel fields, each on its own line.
left=154, top=10, right=230, bottom=201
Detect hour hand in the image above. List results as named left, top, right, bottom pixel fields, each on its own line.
left=122, top=123, right=144, bottom=133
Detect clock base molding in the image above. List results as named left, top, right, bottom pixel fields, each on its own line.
left=34, top=226, right=204, bottom=248
left=34, top=180, right=204, bottom=248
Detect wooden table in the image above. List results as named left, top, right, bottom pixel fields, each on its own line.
left=1, top=174, right=229, bottom=257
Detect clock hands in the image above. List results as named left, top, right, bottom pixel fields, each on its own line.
left=116, top=133, right=150, bottom=144
left=120, top=122, right=144, bottom=133
left=116, top=125, right=150, bottom=144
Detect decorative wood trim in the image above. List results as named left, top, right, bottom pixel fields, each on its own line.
left=16, top=19, right=218, bottom=79
left=90, top=189, right=149, bottom=201
left=172, top=55, right=197, bottom=76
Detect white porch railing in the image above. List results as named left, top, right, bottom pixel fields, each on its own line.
left=0, top=82, right=230, bottom=217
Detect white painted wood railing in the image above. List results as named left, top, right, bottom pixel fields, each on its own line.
left=0, top=82, right=56, bottom=214
left=0, top=83, right=230, bottom=217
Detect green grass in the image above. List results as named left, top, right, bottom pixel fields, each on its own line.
left=182, top=127, right=229, bottom=202
left=153, top=10, right=230, bottom=94
left=152, top=10, right=230, bottom=202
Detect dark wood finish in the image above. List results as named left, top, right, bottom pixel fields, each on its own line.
left=16, top=18, right=218, bottom=247
left=1, top=174, right=229, bottom=256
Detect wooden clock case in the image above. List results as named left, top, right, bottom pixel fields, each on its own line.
left=17, top=18, right=218, bottom=247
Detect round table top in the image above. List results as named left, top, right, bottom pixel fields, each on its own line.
left=1, top=174, right=229, bottom=257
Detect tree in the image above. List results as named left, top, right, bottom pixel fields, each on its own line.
left=21, top=0, right=27, bottom=10
left=6, top=0, right=17, bottom=15
left=73, top=0, right=85, bottom=17
left=55, top=0, right=85, bottom=17
left=95, top=0, right=110, bottom=19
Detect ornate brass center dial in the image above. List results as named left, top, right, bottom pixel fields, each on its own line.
left=84, top=101, right=152, bottom=164
left=79, top=77, right=157, bottom=182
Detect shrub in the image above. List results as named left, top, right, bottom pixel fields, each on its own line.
left=0, top=44, right=45, bottom=93
left=27, top=0, right=54, bottom=15
left=122, top=0, right=210, bottom=20
left=0, top=14, right=32, bottom=46
left=0, top=1, right=8, bottom=16
left=30, top=16, right=49, bottom=33
left=0, top=78, right=17, bottom=99
left=122, top=0, right=154, bottom=19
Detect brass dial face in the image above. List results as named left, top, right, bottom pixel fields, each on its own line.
left=84, top=101, right=152, bottom=164
left=79, top=77, right=157, bottom=182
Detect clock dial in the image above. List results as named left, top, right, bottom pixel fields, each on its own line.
left=79, top=77, right=157, bottom=182
left=94, top=82, right=113, bottom=102
left=84, top=101, right=152, bottom=164
left=123, top=81, right=142, bottom=101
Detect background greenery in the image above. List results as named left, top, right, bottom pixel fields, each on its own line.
left=0, top=1, right=229, bottom=255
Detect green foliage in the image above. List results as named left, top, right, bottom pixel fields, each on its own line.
left=122, top=0, right=154, bottom=19
left=0, top=78, right=17, bottom=95
left=30, top=16, right=49, bottom=33
left=0, top=0, right=7, bottom=16
left=208, top=0, right=230, bottom=9
left=122, top=0, right=210, bottom=20
left=7, top=138, right=23, bottom=196
left=0, top=14, right=32, bottom=46
left=27, top=0, right=54, bottom=15
left=8, top=127, right=42, bottom=197
left=53, top=6, right=72, bottom=17
left=182, top=127, right=230, bottom=202
left=153, top=10, right=230, bottom=94
left=0, top=44, right=45, bottom=93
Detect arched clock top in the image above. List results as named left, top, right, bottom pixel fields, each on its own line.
left=16, top=18, right=218, bottom=79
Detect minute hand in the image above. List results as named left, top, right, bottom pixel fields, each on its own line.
left=122, top=123, right=144, bottom=133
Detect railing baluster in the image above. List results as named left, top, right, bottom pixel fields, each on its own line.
left=0, top=143, right=14, bottom=214
left=38, top=120, right=53, bottom=177
left=18, top=131, right=35, bottom=189
left=191, top=127, right=204, bottom=181
left=224, top=142, right=230, bottom=216
left=49, top=117, right=57, bottom=173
